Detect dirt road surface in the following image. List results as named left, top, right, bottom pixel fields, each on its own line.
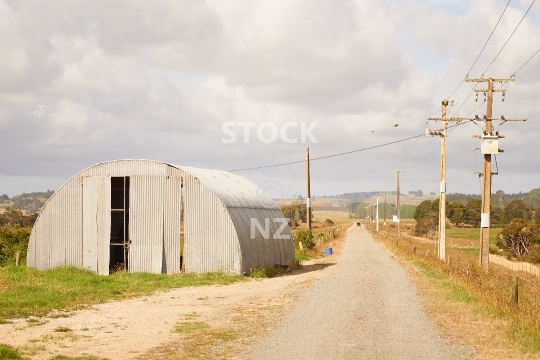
left=248, top=226, right=474, bottom=359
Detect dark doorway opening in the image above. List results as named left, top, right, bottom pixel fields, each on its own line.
left=110, top=177, right=130, bottom=272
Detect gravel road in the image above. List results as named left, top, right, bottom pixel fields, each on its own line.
left=249, top=226, right=475, bottom=360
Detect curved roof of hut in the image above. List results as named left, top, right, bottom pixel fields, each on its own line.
left=38, top=159, right=278, bottom=216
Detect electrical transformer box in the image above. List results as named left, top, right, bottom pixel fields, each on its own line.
left=481, top=135, right=499, bottom=154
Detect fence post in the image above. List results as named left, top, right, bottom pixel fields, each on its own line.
left=512, top=276, right=519, bottom=306
left=413, top=246, right=417, bottom=254
left=15, top=251, right=21, bottom=266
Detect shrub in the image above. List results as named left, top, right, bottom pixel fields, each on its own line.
left=415, top=217, right=438, bottom=237
left=295, top=229, right=315, bottom=250
left=288, top=219, right=299, bottom=229
left=323, top=219, right=334, bottom=226
left=0, top=225, right=31, bottom=266
left=497, top=219, right=540, bottom=258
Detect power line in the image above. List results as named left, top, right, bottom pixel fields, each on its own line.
left=467, top=0, right=512, bottom=76
left=512, top=47, right=540, bottom=76
left=230, top=116, right=481, bottom=173
left=405, top=100, right=486, bottom=170
left=447, top=0, right=513, bottom=99
left=229, top=133, right=426, bottom=172
left=483, top=0, right=536, bottom=75
left=284, top=163, right=301, bottom=199
left=307, top=109, right=441, bottom=156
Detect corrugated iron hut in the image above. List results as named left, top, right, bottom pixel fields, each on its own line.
left=27, top=159, right=294, bottom=275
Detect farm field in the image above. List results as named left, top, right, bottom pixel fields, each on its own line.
left=446, top=227, right=502, bottom=247
left=312, top=210, right=349, bottom=222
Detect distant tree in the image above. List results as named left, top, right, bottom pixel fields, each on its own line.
left=400, top=204, right=416, bottom=219
left=492, top=190, right=505, bottom=209
left=524, top=188, right=540, bottom=208
left=355, top=203, right=368, bottom=218
left=503, top=200, right=533, bottom=224
left=447, top=202, right=465, bottom=226
left=377, top=203, right=394, bottom=219
left=464, top=199, right=482, bottom=227
left=446, top=193, right=481, bottom=205
left=0, top=208, right=38, bottom=227
left=429, top=192, right=436, bottom=196
left=413, top=200, right=436, bottom=220
left=281, top=202, right=309, bottom=223
left=490, top=206, right=505, bottom=228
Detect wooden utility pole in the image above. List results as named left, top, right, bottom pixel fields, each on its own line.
left=365, top=205, right=369, bottom=231
left=306, top=147, right=312, bottom=231
left=380, top=191, right=388, bottom=233
left=481, top=78, right=494, bottom=271
left=427, top=99, right=449, bottom=261
left=428, top=76, right=526, bottom=270
left=376, top=197, right=379, bottom=232
left=383, top=192, right=387, bottom=227
left=465, top=75, right=524, bottom=271
left=395, top=171, right=405, bottom=244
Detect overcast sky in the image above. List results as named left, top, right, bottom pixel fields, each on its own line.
left=1, top=0, right=539, bottom=198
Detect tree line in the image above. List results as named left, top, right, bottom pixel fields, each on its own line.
left=0, top=208, right=38, bottom=266
left=0, top=190, right=54, bottom=214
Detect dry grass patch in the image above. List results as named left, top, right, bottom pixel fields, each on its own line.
left=374, top=230, right=540, bottom=358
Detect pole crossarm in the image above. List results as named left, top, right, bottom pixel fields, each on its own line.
left=474, top=89, right=506, bottom=93
left=465, top=76, right=515, bottom=83
left=428, top=116, right=527, bottom=122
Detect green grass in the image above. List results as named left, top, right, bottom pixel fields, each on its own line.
left=53, top=326, right=72, bottom=333
left=49, top=356, right=105, bottom=360
left=248, top=266, right=285, bottom=278
left=0, top=266, right=243, bottom=320
left=294, top=250, right=308, bottom=262
left=414, top=261, right=475, bottom=304
left=0, top=344, right=24, bottom=360
left=446, top=227, right=502, bottom=245
left=174, top=321, right=210, bottom=334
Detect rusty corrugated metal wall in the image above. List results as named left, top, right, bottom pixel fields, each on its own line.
left=27, top=160, right=293, bottom=275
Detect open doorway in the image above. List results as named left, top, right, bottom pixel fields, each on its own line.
left=110, top=177, right=130, bottom=272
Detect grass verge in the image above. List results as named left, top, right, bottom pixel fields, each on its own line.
left=373, top=230, right=540, bottom=355
left=0, top=266, right=243, bottom=320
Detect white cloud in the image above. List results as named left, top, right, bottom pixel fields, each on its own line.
left=0, top=0, right=539, bottom=197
